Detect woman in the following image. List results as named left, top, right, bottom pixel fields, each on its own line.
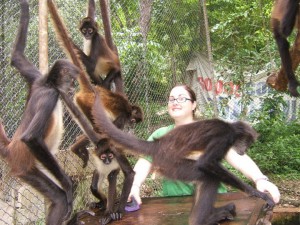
left=127, top=84, right=280, bottom=208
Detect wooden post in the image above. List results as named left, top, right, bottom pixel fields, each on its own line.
left=38, top=0, right=49, bottom=217
left=39, top=0, right=48, bottom=74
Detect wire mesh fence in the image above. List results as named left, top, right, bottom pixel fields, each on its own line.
left=0, top=0, right=299, bottom=224
left=0, top=0, right=213, bottom=224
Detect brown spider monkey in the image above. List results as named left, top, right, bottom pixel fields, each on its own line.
left=71, top=85, right=143, bottom=167
left=0, top=1, right=95, bottom=224
left=91, top=93, right=276, bottom=225
left=47, top=1, right=140, bottom=224
left=59, top=86, right=135, bottom=225
left=80, top=0, right=123, bottom=93
left=47, top=0, right=143, bottom=166
left=271, top=0, right=300, bottom=97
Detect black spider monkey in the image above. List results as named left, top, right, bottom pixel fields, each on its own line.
left=271, top=0, right=300, bottom=97
left=47, top=1, right=136, bottom=224
left=91, top=93, right=276, bottom=225
left=79, top=0, right=124, bottom=93
left=0, top=1, right=95, bottom=224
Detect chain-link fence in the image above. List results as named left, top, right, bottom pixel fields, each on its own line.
left=1, top=0, right=300, bottom=224
left=0, top=0, right=215, bottom=224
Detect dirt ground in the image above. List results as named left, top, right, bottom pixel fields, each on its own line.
left=274, top=179, right=300, bottom=208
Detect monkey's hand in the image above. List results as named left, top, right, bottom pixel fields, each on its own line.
left=100, top=210, right=123, bottom=225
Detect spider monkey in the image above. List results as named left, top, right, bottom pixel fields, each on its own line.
left=59, top=88, right=136, bottom=225
left=88, top=145, right=133, bottom=225
left=91, top=93, right=276, bottom=225
left=47, top=0, right=143, bottom=164
left=79, top=0, right=124, bottom=93
left=70, top=85, right=143, bottom=167
left=47, top=1, right=139, bottom=223
left=0, top=1, right=95, bottom=224
left=271, top=0, right=300, bottom=97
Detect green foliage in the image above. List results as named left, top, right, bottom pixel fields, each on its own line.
left=207, top=0, right=276, bottom=81
left=248, top=93, right=300, bottom=176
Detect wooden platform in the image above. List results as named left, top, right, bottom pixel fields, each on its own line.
left=79, top=192, right=273, bottom=225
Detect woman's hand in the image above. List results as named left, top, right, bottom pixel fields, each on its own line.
left=256, top=179, right=281, bottom=204
left=128, top=184, right=142, bottom=205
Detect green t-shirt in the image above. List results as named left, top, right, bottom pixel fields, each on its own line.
left=145, top=124, right=227, bottom=197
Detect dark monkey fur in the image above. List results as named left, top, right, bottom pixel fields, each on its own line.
left=91, top=93, right=275, bottom=225
left=271, top=0, right=300, bottom=96
left=0, top=0, right=93, bottom=224
left=47, top=1, right=139, bottom=224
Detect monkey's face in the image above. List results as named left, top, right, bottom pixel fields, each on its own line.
left=130, top=105, right=143, bottom=125
left=79, top=17, right=97, bottom=40
left=95, top=146, right=114, bottom=165
left=100, top=151, right=114, bottom=165
left=80, top=26, right=95, bottom=40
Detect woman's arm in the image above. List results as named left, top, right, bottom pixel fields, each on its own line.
left=128, top=158, right=152, bottom=204
left=225, top=149, right=280, bottom=203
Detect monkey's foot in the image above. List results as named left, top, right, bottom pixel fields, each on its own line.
left=110, top=211, right=123, bottom=221
left=100, top=216, right=112, bottom=225
left=99, top=213, right=113, bottom=225
left=66, top=210, right=95, bottom=225
left=100, top=211, right=123, bottom=225
left=206, top=203, right=236, bottom=224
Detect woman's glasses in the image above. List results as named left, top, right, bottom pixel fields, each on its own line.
left=168, top=96, right=192, bottom=103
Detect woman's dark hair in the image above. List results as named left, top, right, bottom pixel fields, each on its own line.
left=172, top=84, right=197, bottom=102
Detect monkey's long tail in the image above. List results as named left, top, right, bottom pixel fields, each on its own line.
left=92, top=93, right=155, bottom=156
left=47, top=0, right=95, bottom=93
left=0, top=120, right=10, bottom=158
